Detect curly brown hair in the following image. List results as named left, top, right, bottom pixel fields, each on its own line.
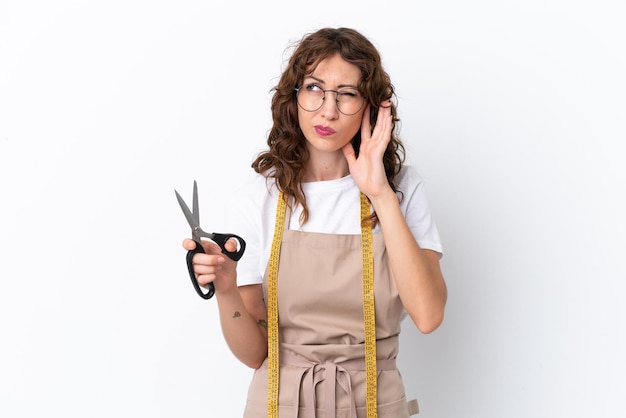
left=252, top=27, right=405, bottom=225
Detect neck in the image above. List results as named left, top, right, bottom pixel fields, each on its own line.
left=304, top=153, right=350, bottom=182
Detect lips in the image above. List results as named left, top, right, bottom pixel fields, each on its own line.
left=314, top=125, right=336, bottom=136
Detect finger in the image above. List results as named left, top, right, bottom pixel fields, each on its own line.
left=370, top=105, right=393, bottom=147
left=193, top=262, right=223, bottom=277
left=182, top=238, right=196, bottom=251
left=202, top=240, right=223, bottom=254
left=372, top=103, right=392, bottom=138
left=360, top=104, right=372, bottom=137
left=196, top=274, right=216, bottom=289
left=342, top=141, right=356, bottom=165
left=224, top=238, right=239, bottom=253
left=200, top=280, right=214, bottom=290
left=191, top=252, right=225, bottom=267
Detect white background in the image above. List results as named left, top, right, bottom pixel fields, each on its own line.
left=1, top=1, right=625, bottom=417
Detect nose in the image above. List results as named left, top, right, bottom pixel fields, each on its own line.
left=320, top=91, right=340, bottom=119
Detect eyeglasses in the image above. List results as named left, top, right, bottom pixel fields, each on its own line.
left=294, top=83, right=366, bottom=116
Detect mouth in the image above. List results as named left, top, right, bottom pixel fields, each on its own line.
left=314, top=125, right=336, bottom=136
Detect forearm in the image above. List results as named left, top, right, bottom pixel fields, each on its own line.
left=371, top=189, right=447, bottom=333
left=215, top=286, right=268, bottom=369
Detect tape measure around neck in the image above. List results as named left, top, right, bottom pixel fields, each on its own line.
left=360, top=192, right=378, bottom=417
left=266, top=191, right=377, bottom=417
left=266, top=192, right=286, bottom=418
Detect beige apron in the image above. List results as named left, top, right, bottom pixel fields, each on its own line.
left=243, top=203, right=419, bottom=418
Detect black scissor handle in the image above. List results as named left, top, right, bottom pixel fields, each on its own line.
left=186, top=235, right=246, bottom=300
left=211, top=233, right=247, bottom=262
left=186, top=242, right=214, bottom=299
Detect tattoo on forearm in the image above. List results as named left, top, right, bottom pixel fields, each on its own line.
left=232, top=311, right=266, bottom=329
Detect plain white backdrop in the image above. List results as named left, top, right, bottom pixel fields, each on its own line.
left=1, top=1, right=625, bottom=417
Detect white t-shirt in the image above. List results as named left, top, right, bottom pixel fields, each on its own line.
left=225, top=165, right=443, bottom=287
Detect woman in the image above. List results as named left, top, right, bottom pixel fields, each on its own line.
left=183, top=27, right=447, bottom=417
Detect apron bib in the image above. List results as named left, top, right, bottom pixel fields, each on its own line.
left=243, top=200, right=418, bottom=417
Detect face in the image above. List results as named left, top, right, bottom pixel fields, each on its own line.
left=297, top=54, right=366, bottom=157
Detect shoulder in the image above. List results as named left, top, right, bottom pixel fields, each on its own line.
left=395, top=165, right=426, bottom=193
left=227, top=173, right=280, bottom=225
left=230, top=173, right=278, bottom=204
left=396, top=165, right=443, bottom=254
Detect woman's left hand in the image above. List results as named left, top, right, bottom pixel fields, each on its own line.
left=342, top=101, right=394, bottom=199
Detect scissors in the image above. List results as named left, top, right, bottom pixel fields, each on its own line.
left=175, top=180, right=246, bottom=299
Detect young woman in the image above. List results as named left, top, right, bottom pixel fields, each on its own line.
left=183, top=27, right=447, bottom=417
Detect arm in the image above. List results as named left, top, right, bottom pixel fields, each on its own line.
left=369, top=190, right=447, bottom=333
left=183, top=239, right=268, bottom=368
left=215, top=283, right=268, bottom=368
left=342, top=103, right=447, bottom=333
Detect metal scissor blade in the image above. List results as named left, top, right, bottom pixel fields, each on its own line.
left=175, top=189, right=199, bottom=231
left=192, top=180, right=199, bottom=226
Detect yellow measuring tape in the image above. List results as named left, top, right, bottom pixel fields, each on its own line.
left=267, top=192, right=286, bottom=418
left=267, top=192, right=377, bottom=417
left=360, top=192, right=378, bottom=417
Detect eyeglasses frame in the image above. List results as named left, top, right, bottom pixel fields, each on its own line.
left=293, top=86, right=368, bottom=116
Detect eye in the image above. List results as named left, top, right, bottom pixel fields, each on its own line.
left=338, top=88, right=360, bottom=99
left=304, top=83, right=323, bottom=92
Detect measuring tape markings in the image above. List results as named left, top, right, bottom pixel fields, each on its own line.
left=267, top=192, right=286, bottom=418
left=360, top=192, right=378, bottom=417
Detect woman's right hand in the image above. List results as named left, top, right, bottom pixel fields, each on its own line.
left=182, top=238, right=239, bottom=294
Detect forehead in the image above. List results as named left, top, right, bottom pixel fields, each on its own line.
left=305, top=54, right=362, bottom=84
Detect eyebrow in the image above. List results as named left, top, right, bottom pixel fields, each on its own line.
left=303, top=75, right=359, bottom=89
